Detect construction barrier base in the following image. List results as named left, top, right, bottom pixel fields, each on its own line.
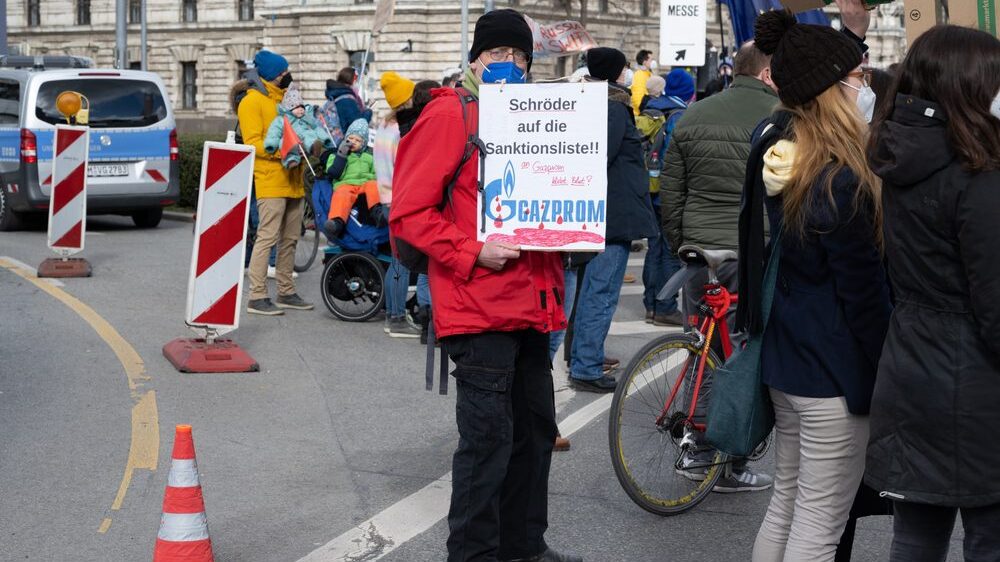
left=162, top=338, right=259, bottom=373
left=37, top=257, right=92, bottom=278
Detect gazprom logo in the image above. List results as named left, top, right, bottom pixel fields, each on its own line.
left=484, top=159, right=605, bottom=225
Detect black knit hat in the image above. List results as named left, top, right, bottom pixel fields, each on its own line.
left=470, top=9, right=534, bottom=71
left=754, top=10, right=862, bottom=107
left=586, top=47, right=628, bottom=82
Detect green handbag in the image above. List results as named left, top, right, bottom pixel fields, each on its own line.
left=704, top=229, right=782, bottom=457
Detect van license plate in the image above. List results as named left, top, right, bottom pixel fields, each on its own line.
left=87, top=164, right=129, bottom=177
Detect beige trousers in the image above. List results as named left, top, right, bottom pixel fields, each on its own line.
left=248, top=197, right=302, bottom=300
left=752, top=390, right=869, bottom=562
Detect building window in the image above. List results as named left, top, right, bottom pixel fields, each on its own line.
left=236, top=59, right=249, bottom=81
left=26, top=0, right=41, bottom=27
left=181, top=62, right=198, bottom=109
left=640, top=0, right=650, bottom=16
left=129, top=0, right=142, bottom=23
left=599, top=0, right=609, bottom=13
left=77, top=0, right=91, bottom=25
left=238, top=0, right=254, bottom=21
left=183, top=0, right=198, bottom=22
left=129, top=61, right=142, bottom=70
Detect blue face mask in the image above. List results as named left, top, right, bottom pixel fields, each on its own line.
left=480, top=60, right=526, bottom=84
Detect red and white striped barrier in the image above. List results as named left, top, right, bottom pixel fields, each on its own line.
left=163, top=141, right=258, bottom=373
left=153, top=425, right=215, bottom=562
left=185, top=142, right=254, bottom=331
left=47, top=125, right=89, bottom=254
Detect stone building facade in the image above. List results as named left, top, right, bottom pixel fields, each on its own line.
left=5, top=0, right=905, bottom=132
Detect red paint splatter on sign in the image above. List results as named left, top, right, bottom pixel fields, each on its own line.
left=486, top=228, right=606, bottom=248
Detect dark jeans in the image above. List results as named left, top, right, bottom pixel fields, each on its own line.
left=444, top=330, right=558, bottom=562
left=643, top=199, right=681, bottom=315
left=890, top=501, right=1000, bottom=562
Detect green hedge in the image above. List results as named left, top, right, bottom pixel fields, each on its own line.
left=178, top=133, right=227, bottom=209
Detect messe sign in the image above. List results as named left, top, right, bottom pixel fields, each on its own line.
left=660, top=0, right=707, bottom=66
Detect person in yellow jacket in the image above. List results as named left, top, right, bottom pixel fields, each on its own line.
left=631, top=49, right=657, bottom=115
left=238, top=50, right=314, bottom=315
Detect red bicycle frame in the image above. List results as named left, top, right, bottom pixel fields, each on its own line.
left=654, top=282, right=738, bottom=433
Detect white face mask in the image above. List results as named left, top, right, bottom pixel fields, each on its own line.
left=841, top=81, right=877, bottom=123
left=649, top=59, right=659, bottom=71
left=990, top=90, right=1000, bottom=120
left=623, top=68, right=634, bottom=87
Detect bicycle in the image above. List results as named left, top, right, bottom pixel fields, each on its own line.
left=294, top=167, right=321, bottom=273
left=608, top=245, right=770, bottom=516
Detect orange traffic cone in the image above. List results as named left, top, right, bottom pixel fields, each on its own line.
left=153, top=425, right=215, bottom=562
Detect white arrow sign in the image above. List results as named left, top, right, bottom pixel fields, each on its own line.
left=660, top=0, right=707, bottom=67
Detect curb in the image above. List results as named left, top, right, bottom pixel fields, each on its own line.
left=164, top=210, right=195, bottom=223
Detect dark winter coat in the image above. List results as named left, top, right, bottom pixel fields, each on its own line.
left=761, top=166, right=892, bottom=415
left=324, top=83, right=373, bottom=132
left=662, top=76, right=779, bottom=252
left=605, top=82, right=658, bottom=243
left=865, top=95, right=1000, bottom=507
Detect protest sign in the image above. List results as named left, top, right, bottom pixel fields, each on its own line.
left=661, top=0, right=707, bottom=66
left=525, top=16, right=598, bottom=58
left=477, top=82, right=607, bottom=252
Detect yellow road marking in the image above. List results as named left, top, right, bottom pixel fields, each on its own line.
left=0, top=259, right=159, bottom=534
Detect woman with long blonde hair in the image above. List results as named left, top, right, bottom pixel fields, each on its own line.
left=735, top=10, right=893, bottom=561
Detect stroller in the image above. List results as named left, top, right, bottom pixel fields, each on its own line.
left=312, top=176, right=392, bottom=321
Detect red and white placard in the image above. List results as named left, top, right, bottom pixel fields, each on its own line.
left=47, top=125, right=90, bottom=255
left=184, top=142, right=255, bottom=334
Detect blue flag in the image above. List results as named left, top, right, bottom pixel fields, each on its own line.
left=718, top=0, right=831, bottom=48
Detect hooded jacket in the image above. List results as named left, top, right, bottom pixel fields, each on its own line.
left=324, top=82, right=373, bottom=133
left=865, top=95, right=1000, bottom=507
left=390, top=87, right=567, bottom=338
left=263, top=104, right=335, bottom=161
left=604, top=82, right=659, bottom=243
left=237, top=78, right=304, bottom=199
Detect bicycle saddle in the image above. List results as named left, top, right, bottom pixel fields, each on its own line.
left=677, top=245, right=738, bottom=271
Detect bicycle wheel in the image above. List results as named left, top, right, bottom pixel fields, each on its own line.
left=609, top=332, right=728, bottom=516
left=294, top=197, right=319, bottom=273
left=320, top=252, right=385, bottom=321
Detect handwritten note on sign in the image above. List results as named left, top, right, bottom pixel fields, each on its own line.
left=477, top=82, right=608, bottom=251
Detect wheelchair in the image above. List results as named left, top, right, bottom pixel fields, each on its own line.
left=312, top=178, right=391, bottom=322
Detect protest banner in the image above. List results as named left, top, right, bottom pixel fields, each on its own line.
left=525, top=16, right=598, bottom=58
left=477, top=82, right=607, bottom=252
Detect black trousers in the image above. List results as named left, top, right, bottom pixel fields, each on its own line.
left=890, top=501, right=1000, bottom=562
left=444, top=330, right=559, bottom=562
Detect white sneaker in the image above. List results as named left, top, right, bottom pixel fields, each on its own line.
left=713, top=467, right=774, bottom=493
left=266, top=266, right=298, bottom=279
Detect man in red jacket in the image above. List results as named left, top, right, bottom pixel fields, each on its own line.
left=390, top=9, right=579, bottom=562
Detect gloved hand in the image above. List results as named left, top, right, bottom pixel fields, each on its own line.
left=336, top=140, right=352, bottom=157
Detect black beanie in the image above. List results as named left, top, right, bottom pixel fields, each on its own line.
left=754, top=10, right=862, bottom=107
left=470, top=9, right=534, bottom=71
left=586, top=47, right=628, bottom=82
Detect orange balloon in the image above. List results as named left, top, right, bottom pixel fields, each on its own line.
left=56, top=91, right=82, bottom=117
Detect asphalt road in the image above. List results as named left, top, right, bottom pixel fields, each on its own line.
left=0, top=216, right=964, bottom=561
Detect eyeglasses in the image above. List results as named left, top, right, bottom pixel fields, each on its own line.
left=485, top=47, right=531, bottom=65
left=845, top=70, right=872, bottom=88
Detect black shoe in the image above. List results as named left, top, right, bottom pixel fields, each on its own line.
left=371, top=203, right=389, bottom=228
left=246, top=298, right=284, bottom=316
left=653, top=311, right=685, bottom=326
left=503, top=548, right=583, bottom=562
left=569, top=375, right=617, bottom=393
left=323, top=218, right=344, bottom=240
left=276, top=293, right=314, bottom=310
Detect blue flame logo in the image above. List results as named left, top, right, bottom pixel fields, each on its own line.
left=484, top=160, right=517, bottom=222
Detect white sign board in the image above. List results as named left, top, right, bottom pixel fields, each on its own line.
left=524, top=16, right=598, bottom=58
left=477, top=82, right=607, bottom=252
left=660, top=0, right=707, bottom=67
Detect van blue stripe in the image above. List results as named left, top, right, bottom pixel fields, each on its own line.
left=0, top=127, right=19, bottom=162
left=33, top=128, right=171, bottom=162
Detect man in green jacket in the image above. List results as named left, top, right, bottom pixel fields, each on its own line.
left=661, top=40, right=778, bottom=493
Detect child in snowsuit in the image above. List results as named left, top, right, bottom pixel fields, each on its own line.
left=322, top=118, right=384, bottom=240
left=264, top=84, right=335, bottom=168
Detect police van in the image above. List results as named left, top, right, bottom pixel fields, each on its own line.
left=0, top=55, right=179, bottom=231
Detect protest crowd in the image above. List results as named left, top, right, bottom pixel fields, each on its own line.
left=230, top=1, right=1000, bottom=559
